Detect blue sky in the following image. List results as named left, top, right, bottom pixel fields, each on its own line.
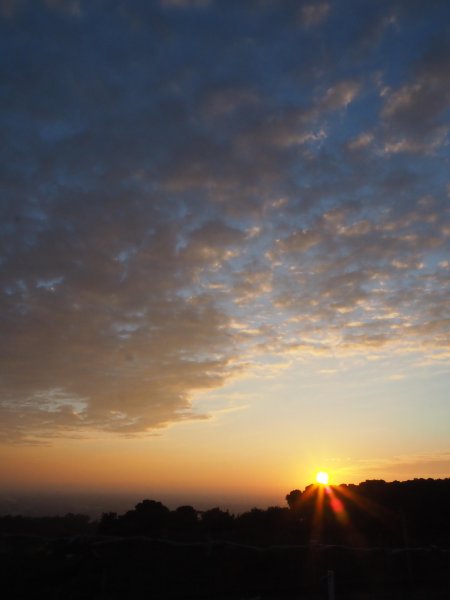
left=0, top=0, right=449, bottom=497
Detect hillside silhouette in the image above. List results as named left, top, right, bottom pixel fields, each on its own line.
left=1, top=478, right=450, bottom=598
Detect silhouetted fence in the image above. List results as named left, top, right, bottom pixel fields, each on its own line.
left=2, top=533, right=449, bottom=599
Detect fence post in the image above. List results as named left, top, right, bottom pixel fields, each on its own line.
left=327, top=569, right=335, bottom=600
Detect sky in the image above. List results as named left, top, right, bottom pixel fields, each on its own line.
left=1, top=0, right=450, bottom=512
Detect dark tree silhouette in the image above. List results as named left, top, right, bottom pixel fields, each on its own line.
left=286, top=488, right=302, bottom=511
left=98, top=511, right=118, bottom=535
left=201, top=507, right=234, bottom=538
left=170, top=505, right=199, bottom=538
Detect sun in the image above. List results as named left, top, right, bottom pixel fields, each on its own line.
left=316, top=471, right=329, bottom=485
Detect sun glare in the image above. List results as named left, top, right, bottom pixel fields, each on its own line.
left=316, top=471, right=329, bottom=485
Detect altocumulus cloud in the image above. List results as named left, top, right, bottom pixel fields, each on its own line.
left=0, top=0, right=449, bottom=442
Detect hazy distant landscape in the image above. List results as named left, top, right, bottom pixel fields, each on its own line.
left=0, top=490, right=265, bottom=519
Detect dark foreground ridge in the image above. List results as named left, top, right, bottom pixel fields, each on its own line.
left=1, top=478, right=450, bottom=599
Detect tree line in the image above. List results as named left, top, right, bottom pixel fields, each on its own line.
left=2, top=478, right=450, bottom=547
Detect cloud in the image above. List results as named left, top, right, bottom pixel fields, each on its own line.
left=347, top=132, right=374, bottom=151
left=352, top=452, right=450, bottom=479
left=0, top=0, right=449, bottom=443
left=299, top=2, right=330, bottom=28
left=0, top=199, right=245, bottom=443
left=319, top=80, right=361, bottom=111
left=43, top=0, right=82, bottom=15
left=0, top=0, right=21, bottom=16
left=264, top=197, right=450, bottom=355
left=380, top=36, right=450, bottom=154
left=200, top=86, right=260, bottom=119
left=160, top=0, right=211, bottom=7
left=0, top=0, right=85, bottom=17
